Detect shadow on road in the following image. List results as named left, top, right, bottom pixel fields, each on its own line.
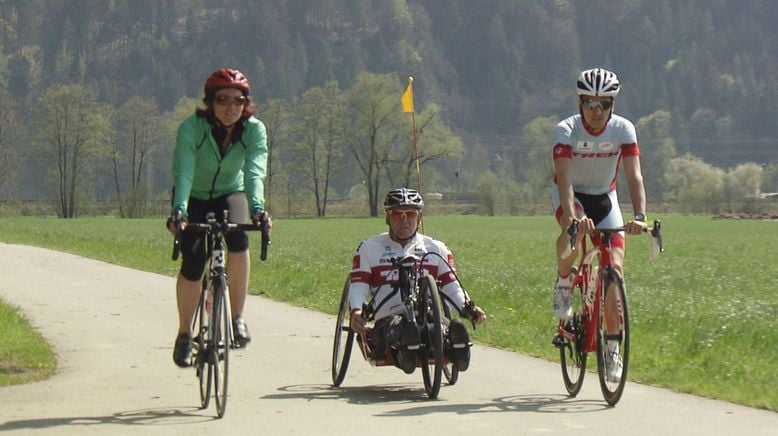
left=0, top=407, right=215, bottom=432
left=263, top=384, right=609, bottom=415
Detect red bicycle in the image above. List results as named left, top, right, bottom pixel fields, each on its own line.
left=552, top=219, right=663, bottom=406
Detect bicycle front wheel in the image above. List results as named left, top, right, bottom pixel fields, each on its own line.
left=419, top=275, right=443, bottom=399
left=211, top=277, right=231, bottom=418
left=331, top=277, right=354, bottom=386
left=597, top=268, right=629, bottom=406
left=195, top=279, right=212, bottom=409
left=559, top=278, right=587, bottom=396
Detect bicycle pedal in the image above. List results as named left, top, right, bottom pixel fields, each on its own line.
left=552, top=335, right=565, bottom=348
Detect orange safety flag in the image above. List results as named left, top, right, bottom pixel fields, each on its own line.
left=401, top=77, right=414, bottom=113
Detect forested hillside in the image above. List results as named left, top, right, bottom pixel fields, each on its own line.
left=1, top=0, right=776, bottom=216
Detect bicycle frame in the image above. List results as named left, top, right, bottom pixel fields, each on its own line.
left=559, top=233, right=614, bottom=353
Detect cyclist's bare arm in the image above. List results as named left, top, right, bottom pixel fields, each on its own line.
left=623, top=155, right=647, bottom=235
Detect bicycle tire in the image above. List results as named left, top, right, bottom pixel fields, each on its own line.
left=560, top=278, right=587, bottom=396
left=195, top=278, right=212, bottom=409
left=441, top=299, right=459, bottom=385
left=331, top=277, right=354, bottom=386
left=419, top=275, right=443, bottom=399
left=211, top=276, right=230, bottom=418
left=597, top=268, right=629, bottom=406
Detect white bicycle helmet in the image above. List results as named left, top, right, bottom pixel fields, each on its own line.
left=384, top=187, right=424, bottom=210
left=576, top=68, right=621, bottom=97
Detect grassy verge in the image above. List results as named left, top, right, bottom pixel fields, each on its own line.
left=0, top=215, right=775, bottom=411
left=0, top=297, right=57, bottom=386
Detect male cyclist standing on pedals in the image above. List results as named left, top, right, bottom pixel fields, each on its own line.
left=167, top=68, right=271, bottom=367
left=348, top=188, right=487, bottom=374
left=551, top=68, right=648, bottom=382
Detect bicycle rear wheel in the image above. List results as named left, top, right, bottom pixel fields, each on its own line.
left=195, top=280, right=212, bottom=409
left=331, top=277, right=354, bottom=386
left=419, top=275, right=443, bottom=399
left=597, top=268, right=629, bottom=406
left=211, top=277, right=231, bottom=418
left=559, top=278, right=587, bottom=396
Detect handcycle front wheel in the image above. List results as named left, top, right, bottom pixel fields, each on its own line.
left=331, top=277, right=355, bottom=387
left=441, top=299, right=459, bottom=385
left=419, top=275, right=443, bottom=399
left=211, top=277, right=231, bottom=418
left=559, top=279, right=587, bottom=397
left=597, top=268, right=629, bottom=406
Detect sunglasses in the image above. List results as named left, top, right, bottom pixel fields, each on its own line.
left=388, top=209, right=419, bottom=220
left=581, top=99, right=613, bottom=111
left=215, top=95, right=247, bottom=106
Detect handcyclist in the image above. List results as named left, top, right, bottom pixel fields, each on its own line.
left=167, top=68, right=271, bottom=367
left=348, top=187, right=486, bottom=374
left=551, top=68, right=647, bottom=381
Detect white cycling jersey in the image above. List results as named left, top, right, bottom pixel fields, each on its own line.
left=348, top=232, right=467, bottom=321
left=552, top=113, right=639, bottom=195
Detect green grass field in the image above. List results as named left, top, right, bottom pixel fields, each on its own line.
left=0, top=215, right=775, bottom=410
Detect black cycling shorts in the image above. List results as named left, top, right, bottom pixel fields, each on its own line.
left=574, top=192, right=612, bottom=227
left=179, top=192, right=250, bottom=281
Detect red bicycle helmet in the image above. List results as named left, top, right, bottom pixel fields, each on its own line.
left=204, top=68, right=251, bottom=96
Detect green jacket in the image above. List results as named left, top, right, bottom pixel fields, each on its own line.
left=172, top=114, right=268, bottom=215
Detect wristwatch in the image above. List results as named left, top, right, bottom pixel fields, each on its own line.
left=634, top=213, right=646, bottom=222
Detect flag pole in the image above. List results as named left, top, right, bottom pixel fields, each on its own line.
left=401, top=75, right=423, bottom=232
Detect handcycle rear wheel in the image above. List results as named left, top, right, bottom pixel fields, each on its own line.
left=597, top=268, right=629, bottom=406
left=211, top=277, right=231, bottom=418
left=560, top=279, right=587, bottom=396
left=419, top=275, right=443, bottom=399
left=331, top=277, right=355, bottom=386
left=195, top=278, right=212, bottom=409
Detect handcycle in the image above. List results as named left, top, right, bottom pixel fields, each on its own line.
left=171, top=210, right=270, bottom=418
left=331, top=253, right=477, bottom=399
left=552, top=218, right=663, bottom=406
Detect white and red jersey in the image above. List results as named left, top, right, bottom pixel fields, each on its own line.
left=552, top=113, right=639, bottom=195
left=348, top=232, right=466, bottom=321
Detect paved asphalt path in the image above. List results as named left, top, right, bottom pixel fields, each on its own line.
left=0, top=243, right=775, bottom=435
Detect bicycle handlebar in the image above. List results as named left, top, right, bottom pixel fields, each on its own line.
left=562, top=219, right=664, bottom=259
left=170, top=210, right=271, bottom=262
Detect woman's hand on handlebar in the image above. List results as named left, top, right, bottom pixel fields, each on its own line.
left=252, top=210, right=272, bottom=232
left=166, top=211, right=186, bottom=235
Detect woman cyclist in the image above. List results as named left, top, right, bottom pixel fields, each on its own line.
left=167, top=68, right=271, bottom=368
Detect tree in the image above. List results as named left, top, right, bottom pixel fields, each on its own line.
left=389, top=103, right=464, bottom=189
left=0, top=88, right=22, bottom=199
left=32, top=85, right=113, bottom=218
left=112, top=97, right=163, bottom=217
left=518, top=116, right=558, bottom=202
left=288, top=81, right=345, bottom=217
left=636, top=110, right=677, bottom=200
left=665, top=154, right=725, bottom=213
left=259, top=98, right=293, bottom=213
left=724, top=162, right=763, bottom=212
left=345, top=72, right=403, bottom=216
left=476, top=170, right=499, bottom=216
